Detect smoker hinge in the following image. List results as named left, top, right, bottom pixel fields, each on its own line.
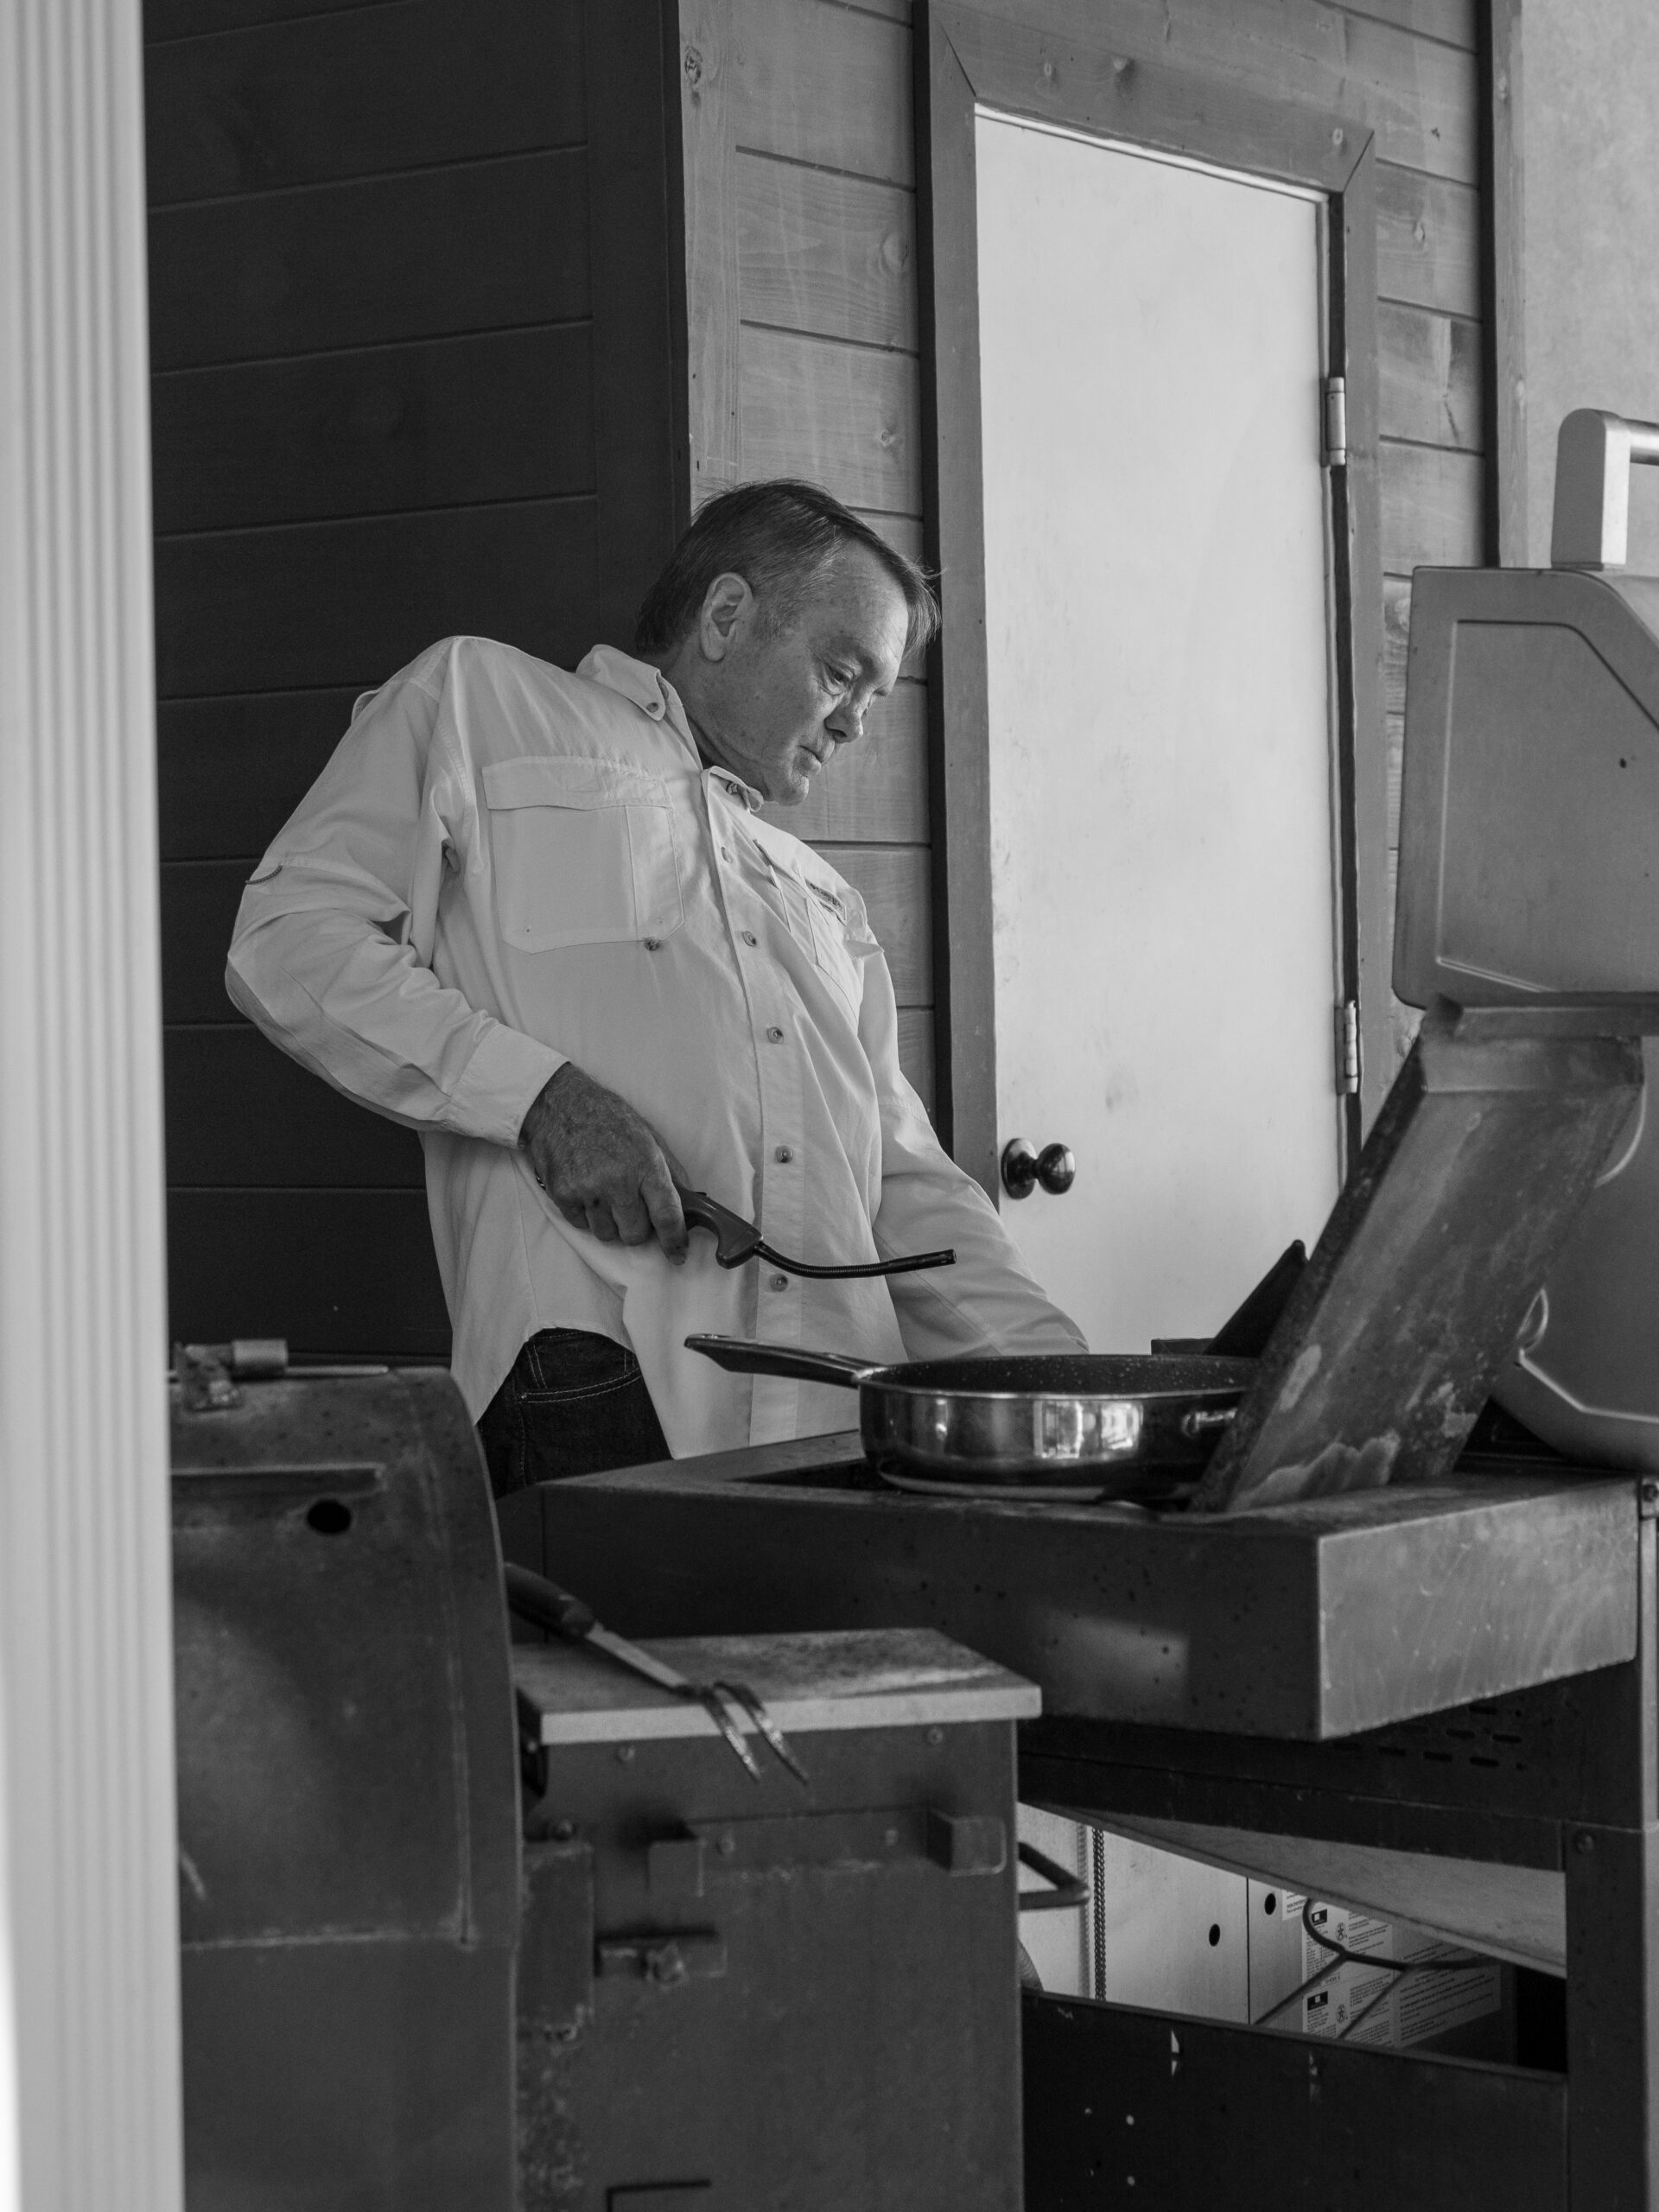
left=1338, top=1000, right=1360, bottom=1096
left=1322, top=376, right=1348, bottom=468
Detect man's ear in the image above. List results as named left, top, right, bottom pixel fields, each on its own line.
left=698, top=572, right=753, bottom=662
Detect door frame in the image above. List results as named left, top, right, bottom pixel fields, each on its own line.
left=914, top=0, right=1389, bottom=1195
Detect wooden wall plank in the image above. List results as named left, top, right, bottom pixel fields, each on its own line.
left=681, top=0, right=743, bottom=498
left=162, top=864, right=257, bottom=1022
left=825, top=844, right=931, bottom=1004
left=1376, top=163, right=1479, bottom=316
left=736, top=153, right=918, bottom=351
left=143, top=1, right=584, bottom=206
left=896, top=1007, right=935, bottom=1113
left=1387, top=709, right=1406, bottom=849
left=740, top=326, right=921, bottom=513
left=148, top=151, right=589, bottom=371
left=584, top=0, right=689, bottom=649
left=157, top=689, right=363, bottom=860
left=1383, top=575, right=1411, bottom=719
left=1377, top=302, right=1483, bottom=451
left=1481, top=0, right=1526, bottom=563
left=155, top=499, right=600, bottom=697
left=856, top=510, right=925, bottom=565
left=165, top=1026, right=426, bottom=1187
left=760, top=679, right=927, bottom=843
left=1379, top=439, right=1484, bottom=569
left=730, top=0, right=913, bottom=186
left=145, top=0, right=394, bottom=41
left=150, top=326, right=594, bottom=535
left=167, top=1189, right=451, bottom=1354
left=970, top=0, right=1478, bottom=182
left=1332, top=0, right=1476, bottom=47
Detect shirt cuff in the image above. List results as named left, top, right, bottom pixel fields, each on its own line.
left=447, top=1021, right=567, bottom=1148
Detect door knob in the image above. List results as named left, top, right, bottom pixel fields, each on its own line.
left=1001, top=1138, right=1076, bottom=1200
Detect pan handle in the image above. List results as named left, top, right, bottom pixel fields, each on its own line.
left=683, top=1334, right=879, bottom=1389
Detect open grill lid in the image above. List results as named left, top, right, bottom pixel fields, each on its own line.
left=1198, top=412, right=1659, bottom=1510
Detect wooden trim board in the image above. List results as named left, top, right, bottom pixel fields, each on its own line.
left=677, top=0, right=741, bottom=499
left=915, top=0, right=1391, bottom=1181
left=1479, top=0, right=1527, bottom=564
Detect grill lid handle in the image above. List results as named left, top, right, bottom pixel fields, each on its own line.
left=1552, top=408, right=1659, bottom=570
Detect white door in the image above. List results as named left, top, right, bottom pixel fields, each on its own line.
left=976, top=116, right=1344, bottom=1351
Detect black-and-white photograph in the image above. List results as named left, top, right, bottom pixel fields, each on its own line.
left=3, top=3, right=1657, bottom=2206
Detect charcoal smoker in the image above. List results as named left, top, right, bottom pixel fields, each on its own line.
left=172, top=1351, right=1043, bottom=2211
left=505, top=413, right=1659, bottom=2209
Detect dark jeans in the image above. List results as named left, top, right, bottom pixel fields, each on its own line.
left=478, top=1326, right=671, bottom=1500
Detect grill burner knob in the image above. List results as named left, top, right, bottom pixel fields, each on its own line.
left=1000, top=1138, right=1076, bottom=1200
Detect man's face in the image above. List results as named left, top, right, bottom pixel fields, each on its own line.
left=685, top=543, right=911, bottom=804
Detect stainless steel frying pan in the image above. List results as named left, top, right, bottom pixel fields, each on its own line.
left=684, top=1337, right=1257, bottom=1491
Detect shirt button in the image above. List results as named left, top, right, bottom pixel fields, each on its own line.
left=774, top=1146, right=793, bottom=1163
left=766, top=1027, right=784, bottom=1042
left=721, top=845, right=733, bottom=861
left=741, top=929, right=758, bottom=946
left=768, top=1273, right=789, bottom=1293
left=643, top=938, right=661, bottom=951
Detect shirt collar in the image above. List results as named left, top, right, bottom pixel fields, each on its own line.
left=578, top=643, right=680, bottom=728
left=576, top=644, right=763, bottom=811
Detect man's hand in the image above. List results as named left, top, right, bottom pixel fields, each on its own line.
left=518, top=1064, right=689, bottom=1263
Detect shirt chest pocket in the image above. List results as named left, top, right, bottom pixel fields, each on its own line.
left=482, top=758, right=683, bottom=951
left=766, top=852, right=868, bottom=1014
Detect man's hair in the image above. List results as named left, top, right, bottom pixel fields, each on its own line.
left=634, top=479, right=939, bottom=659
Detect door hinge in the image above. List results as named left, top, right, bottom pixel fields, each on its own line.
left=1322, top=376, right=1348, bottom=468
left=1338, top=1000, right=1360, bottom=1095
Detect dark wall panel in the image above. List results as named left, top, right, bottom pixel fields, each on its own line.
left=149, top=0, right=682, bottom=1359
left=155, top=498, right=600, bottom=698
left=168, top=1190, right=449, bottom=1356
left=149, top=151, right=590, bottom=371
left=146, top=0, right=395, bottom=44
left=166, top=1028, right=426, bottom=1188
left=145, top=1, right=583, bottom=205
left=151, top=325, right=594, bottom=534
left=158, top=690, right=365, bottom=860
left=162, top=865, right=252, bottom=1024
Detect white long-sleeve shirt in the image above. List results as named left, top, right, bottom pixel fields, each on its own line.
left=226, top=635, right=1084, bottom=1452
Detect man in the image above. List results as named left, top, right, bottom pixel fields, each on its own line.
left=227, top=480, right=1084, bottom=1495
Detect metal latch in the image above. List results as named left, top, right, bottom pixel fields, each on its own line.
left=173, top=1337, right=289, bottom=1412
left=596, top=1931, right=728, bottom=1986
left=1323, top=376, right=1348, bottom=468
left=1337, top=1001, right=1361, bottom=1096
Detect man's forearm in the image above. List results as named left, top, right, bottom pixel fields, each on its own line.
left=226, top=896, right=563, bottom=1148
left=876, top=1161, right=1087, bottom=1357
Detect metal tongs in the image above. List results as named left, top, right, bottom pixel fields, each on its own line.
left=504, top=1563, right=808, bottom=1787
left=675, top=1183, right=955, bottom=1281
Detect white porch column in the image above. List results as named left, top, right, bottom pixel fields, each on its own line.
left=0, top=0, right=184, bottom=2205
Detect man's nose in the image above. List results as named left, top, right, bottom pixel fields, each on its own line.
left=827, top=700, right=867, bottom=746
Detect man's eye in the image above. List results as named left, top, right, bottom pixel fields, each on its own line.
left=822, top=664, right=855, bottom=691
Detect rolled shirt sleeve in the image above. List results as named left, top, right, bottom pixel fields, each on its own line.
left=226, top=653, right=565, bottom=1149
